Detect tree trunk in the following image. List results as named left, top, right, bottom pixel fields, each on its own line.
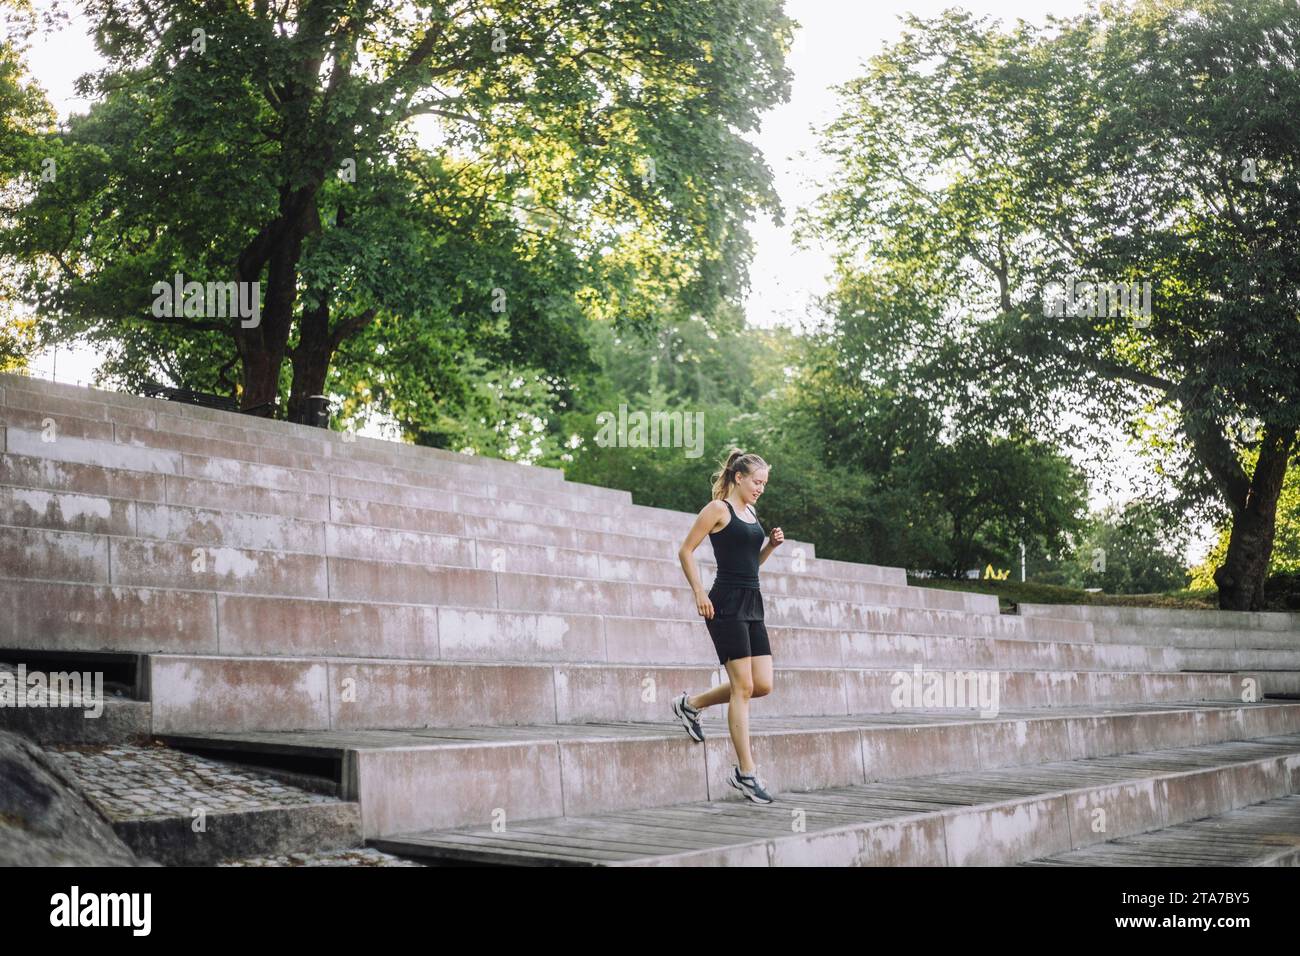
left=233, top=250, right=299, bottom=415
left=236, top=345, right=283, bottom=418
left=1213, top=427, right=1294, bottom=610
left=287, top=298, right=332, bottom=425
left=232, top=194, right=317, bottom=416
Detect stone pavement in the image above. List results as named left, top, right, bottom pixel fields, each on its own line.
left=49, top=741, right=338, bottom=821
left=218, top=847, right=423, bottom=867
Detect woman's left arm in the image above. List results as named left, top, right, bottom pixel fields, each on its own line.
left=759, top=526, right=785, bottom=565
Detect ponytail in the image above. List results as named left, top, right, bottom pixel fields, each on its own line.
left=710, top=448, right=769, bottom=500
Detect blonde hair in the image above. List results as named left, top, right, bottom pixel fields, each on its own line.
left=710, top=448, right=769, bottom=501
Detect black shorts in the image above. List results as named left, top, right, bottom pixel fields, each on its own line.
left=705, top=585, right=769, bottom=665
left=705, top=617, right=771, bottom=665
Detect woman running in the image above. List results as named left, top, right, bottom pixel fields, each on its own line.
left=672, top=449, right=784, bottom=804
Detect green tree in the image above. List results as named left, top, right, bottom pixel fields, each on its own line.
left=1059, top=501, right=1192, bottom=594
left=1191, top=447, right=1300, bottom=587
left=910, top=429, right=1089, bottom=579
left=0, top=0, right=50, bottom=370
left=550, top=292, right=1090, bottom=578
left=6, top=0, right=793, bottom=429
left=800, top=1, right=1300, bottom=609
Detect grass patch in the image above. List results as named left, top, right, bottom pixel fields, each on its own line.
left=905, top=577, right=1221, bottom=613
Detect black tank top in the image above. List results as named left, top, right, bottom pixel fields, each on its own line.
left=708, top=499, right=764, bottom=589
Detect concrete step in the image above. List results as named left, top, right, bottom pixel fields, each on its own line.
left=0, top=416, right=644, bottom=526
left=0, top=698, right=150, bottom=745
left=0, top=403, right=611, bottom=505
left=217, top=846, right=426, bottom=866
left=0, top=655, right=149, bottom=744
left=0, top=457, right=833, bottom=582
left=49, top=740, right=362, bottom=865
left=116, top=803, right=361, bottom=866
left=1172, top=646, right=1300, bottom=671
left=0, top=531, right=1064, bottom=643
left=1090, top=624, right=1300, bottom=650
left=0, top=375, right=1047, bottom=592
left=146, top=652, right=1271, bottom=734
left=155, top=701, right=1300, bottom=837
left=368, top=731, right=1300, bottom=865
left=1246, top=672, right=1300, bottom=697
left=1020, top=602, right=1300, bottom=633
left=1019, top=793, right=1300, bottom=866
left=1023, top=614, right=1300, bottom=651
left=807, top=557, right=906, bottom=588
left=0, top=484, right=987, bottom=611
left=0, top=371, right=572, bottom=489
left=329, top=524, right=970, bottom=611
left=0, top=579, right=1219, bottom=670
left=0, top=397, right=822, bottom=555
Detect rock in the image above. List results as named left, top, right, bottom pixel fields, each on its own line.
left=0, top=731, right=155, bottom=866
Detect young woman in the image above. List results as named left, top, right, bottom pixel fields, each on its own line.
left=672, top=449, right=784, bottom=804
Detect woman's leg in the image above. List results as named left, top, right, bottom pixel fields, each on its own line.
left=686, top=678, right=731, bottom=711
left=750, top=654, right=773, bottom=697
left=690, top=652, right=771, bottom=709
left=747, top=621, right=773, bottom=698
left=691, top=615, right=739, bottom=711
left=722, top=656, right=756, bottom=773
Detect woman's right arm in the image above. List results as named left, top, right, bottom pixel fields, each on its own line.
left=679, top=502, right=721, bottom=619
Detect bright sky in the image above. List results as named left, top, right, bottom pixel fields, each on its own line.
left=744, top=0, right=1092, bottom=329
left=12, top=1, right=1216, bottom=562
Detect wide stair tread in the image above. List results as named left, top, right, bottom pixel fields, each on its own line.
left=1020, top=794, right=1300, bottom=866
left=370, top=731, right=1300, bottom=865
left=162, top=699, right=1295, bottom=752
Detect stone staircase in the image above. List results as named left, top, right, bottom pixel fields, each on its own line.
left=2, top=370, right=1299, bottom=865
left=1018, top=603, right=1300, bottom=697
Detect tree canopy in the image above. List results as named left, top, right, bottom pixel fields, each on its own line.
left=797, top=0, right=1300, bottom=608
left=5, top=0, right=794, bottom=430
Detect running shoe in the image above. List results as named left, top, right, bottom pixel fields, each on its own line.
left=672, top=691, right=705, bottom=742
left=728, top=764, right=774, bottom=804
